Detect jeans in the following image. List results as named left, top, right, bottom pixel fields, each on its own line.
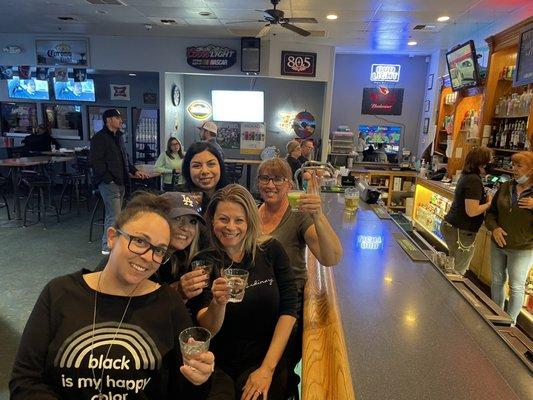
left=98, top=181, right=125, bottom=251
left=490, top=243, right=533, bottom=322
left=440, top=221, right=477, bottom=275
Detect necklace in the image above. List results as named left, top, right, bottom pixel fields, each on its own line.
left=90, top=271, right=139, bottom=399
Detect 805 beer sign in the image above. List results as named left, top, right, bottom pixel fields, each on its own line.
left=281, top=51, right=317, bottom=77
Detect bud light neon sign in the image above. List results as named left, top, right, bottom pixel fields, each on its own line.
left=370, top=64, right=401, bottom=82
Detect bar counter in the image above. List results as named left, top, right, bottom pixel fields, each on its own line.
left=302, top=194, right=532, bottom=400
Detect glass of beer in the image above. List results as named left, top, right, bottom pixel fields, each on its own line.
left=287, top=190, right=305, bottom=212
left=344, top=187, right=360, bottom=211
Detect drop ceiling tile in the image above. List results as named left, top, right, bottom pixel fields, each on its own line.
left=290, top=0, right=379, bottom=11
left=380, top=0, right=475, bottom=12
left=134, top=7, right=214, bottom=18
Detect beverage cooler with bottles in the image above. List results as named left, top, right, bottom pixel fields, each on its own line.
left=132, top=108, right=160, bottom=165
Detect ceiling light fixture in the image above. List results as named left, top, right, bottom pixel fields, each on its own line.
left=326, top=14, right=338, bottom=20
left=437, top=16, right=450, bottom=22
left=407, top=40, right=418, bottom=46
left=128, top=73, right=136, bottom=76
left=57, top=16, right=75, bottom=21
left=160, top=19, right=176, bottom=25
left=199, top=11, right=212, bottom=17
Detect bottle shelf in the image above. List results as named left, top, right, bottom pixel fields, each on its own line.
left=492, top=167, right=513, bottom=174
left=492, top=115, right=529, bottom=119
left=488, top=147, right=523, bottom=153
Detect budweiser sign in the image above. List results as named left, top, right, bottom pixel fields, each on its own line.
left=186, top=45, right=237, bottom=71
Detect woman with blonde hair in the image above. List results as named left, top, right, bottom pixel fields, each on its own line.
left=193, top=184, right=298, bottom=400
left=440, top=146, right=494, bottom=275
left=486, top=151, right=533, bottom=323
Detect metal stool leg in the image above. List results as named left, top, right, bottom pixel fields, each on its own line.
left=0, top=192, right=10, bottom=220
left=22, top=186, right=35, bottom=227
left=89, top=196, right=102, bottom=243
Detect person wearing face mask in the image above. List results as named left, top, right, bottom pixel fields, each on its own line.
left=485, top=151, right=533, bottom=324
left=440, top=147, right=494, bottom=275
left=10, top=192, right=215, bottom=399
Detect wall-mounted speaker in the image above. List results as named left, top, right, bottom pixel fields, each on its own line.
left=241, top=37, right=260, bottom=74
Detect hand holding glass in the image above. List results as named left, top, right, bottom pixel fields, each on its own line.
left=190, top=260, right=213, bottom=276
left=287, top=190, right=305, bottom=212
left=179, top=327, right=211, bottom=366
left=222, top=268, right=249, bottom=303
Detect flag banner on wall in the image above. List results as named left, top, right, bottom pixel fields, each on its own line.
left=73, top=68, right=86, bottom=82
left=110, top=84, right=130, bottom=101
left=18, top=66, right=31, bottom=79
left=35, top=67, right=49, bottom=80
left=361, top=88, right=404, bottom=116
left=240, top=122, right=266, bottom=154
left=216, top=122, right=240, bottom=149
left=54, top=67, right=68, bottom=82
left=0, top=66, right=13, bottom=79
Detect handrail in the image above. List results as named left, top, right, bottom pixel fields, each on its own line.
left=302, top=252, right=356, bottom=400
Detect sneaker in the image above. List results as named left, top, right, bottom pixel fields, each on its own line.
left=101, top=250, right=110, bottom=255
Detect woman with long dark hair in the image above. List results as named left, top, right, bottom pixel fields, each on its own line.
left=440, top=146, right=493, bottom=275
left=155, top=137, right=185, bottom=191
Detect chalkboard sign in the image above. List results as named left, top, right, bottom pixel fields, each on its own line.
left=514, top=23, right=533, bottom=87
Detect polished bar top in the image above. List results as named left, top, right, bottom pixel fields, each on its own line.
left=317, top=194, right=532, bottom=400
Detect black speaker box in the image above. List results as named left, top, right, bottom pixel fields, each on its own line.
left=241, top=37, right=260, bottom=73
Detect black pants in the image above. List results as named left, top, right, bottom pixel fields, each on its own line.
left=207, top=362, right=292, bottom=400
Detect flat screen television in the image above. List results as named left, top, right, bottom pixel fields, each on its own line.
left=211, top=90, right=264, bottom=122
left=358, top=125, right=401, bottom=151
left=446, top=40, right=481, bottom=92
left=7, top=77, right=50, bottom=100
left=54, top=78, right=96, bottom=102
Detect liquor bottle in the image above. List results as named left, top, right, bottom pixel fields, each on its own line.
left=500, top=122, right=508, bottom=149
left=489, top=124, right=497, bottom=147
left=495, top=122, right=502, bottom=148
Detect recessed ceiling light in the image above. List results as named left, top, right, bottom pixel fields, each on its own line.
left=199, top=11, right=212, bottom=17
left=437, top=16, right=450, bottom=22
left=326, top=14, right=338, bottom=20
left=57, top=16, right=75, bottom=21
left=96, top=9, right=108, bottom=15
left=128, top=73, right=136, bottom=76
left=160, top=19, right=176, bottom=25
left=407, top=40, right=418, bottom=46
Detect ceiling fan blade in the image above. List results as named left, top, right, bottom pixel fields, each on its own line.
left=225, top=20, right=264, bottom=24
left=256, top=24, right=272, bottom=38
left=280, top=23, right=311, bottom=37
left=284, top=17, right=318, bottom=24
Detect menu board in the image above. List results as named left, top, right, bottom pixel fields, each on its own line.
left=514, top=23, right=533, bottom=86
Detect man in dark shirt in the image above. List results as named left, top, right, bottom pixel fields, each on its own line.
left=89, top=109, right=147, bottom=254
left=298, top=138, right=314, bottom=164
left=22, top=125, right=60, bottom=154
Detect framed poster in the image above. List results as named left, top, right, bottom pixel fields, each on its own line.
left=361, top=88, right=404, bottom=115
left=514, top=23, right=533, bottom=86
left=36, top=39, right=89, bottom=66
left=240, top=122, right=265, bottom=154
left=216, top=122, right=240, bottom=149
left=1, top=102, right=38, bottom=135
left=110, top=84, right=130, bottom=101
left=43, top=104, right=83, bottom=140
left=281, top=51, right=317, bottom=77
left=87, top=106, right=128, bottom=139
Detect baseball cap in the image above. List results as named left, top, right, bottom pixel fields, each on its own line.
left=198, top=121, right=218, bottom=134
left=159, top=192, right=205, bottom=224
left=102, top=109, right=122, bottom=122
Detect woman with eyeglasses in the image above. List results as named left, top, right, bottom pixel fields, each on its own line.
left=155, top=137, right=185, bottom=191
left=485, top=151, right=533, bottom=324
left=255, top=157, right=342, bottom=389
left=191, top=184, right=298, bottom=400
left=440, top=146, right=494, bottom=275
left=10, top=192, right=216, bottom=399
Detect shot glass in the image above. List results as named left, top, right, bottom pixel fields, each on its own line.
left=179, top=326, right=211, bottom=366
left=222, top=268, right=249, bottom=303
left=190, top=260, right=213, bottom=276
left=287, top=190, right=305, bottom=212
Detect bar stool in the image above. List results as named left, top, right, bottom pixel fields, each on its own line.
left=225, top=163, right=244, bottom=184
left=58, top=155, right=90, bottom=215
left=0, top=175, right=11, bottom=220
left=88, top=189, right=105, bottom=243
left=21, top=172, right=60, bottom=228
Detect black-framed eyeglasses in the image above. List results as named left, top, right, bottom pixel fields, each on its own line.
left=258, top=175, right=288, bottom=186
left=116, top=229, right=172, bottom=264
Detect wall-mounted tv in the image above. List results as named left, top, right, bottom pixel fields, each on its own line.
left=212, top=90, right=264, bottom=122
left=446, top=40, right=481, bottom=92
left=358, top=125, right=401, bottom=151
left=54, top=78, right=96, bottom=102
left=7, top=77, right=50, bottom=100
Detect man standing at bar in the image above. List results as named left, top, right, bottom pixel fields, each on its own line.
left=90, top=109, right=147, bottom=255
left=198, top=120, right=224, bottom=158
left=298, top=138, right=314, bottom=164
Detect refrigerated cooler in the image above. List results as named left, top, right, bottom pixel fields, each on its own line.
left=132, top=108, right=159, bottom=165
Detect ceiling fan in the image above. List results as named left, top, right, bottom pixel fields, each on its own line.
left=227, top=0, right=318, bottom=37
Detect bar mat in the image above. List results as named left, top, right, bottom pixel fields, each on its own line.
left=393, top=233, right=427, bottom=261
left=371, top=205, right=390, bottom=219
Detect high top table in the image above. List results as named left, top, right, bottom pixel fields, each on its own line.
left=224, top=158, right=263, bottom=189
left=0, top=156, right=74, bottom=220
left=302, top=194, right=532, bottom=400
